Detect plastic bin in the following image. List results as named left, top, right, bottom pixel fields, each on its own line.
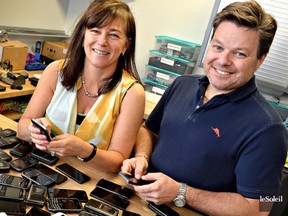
left=146, top=64, right=180, bottom=86
left=148, top=50, right=195, bottom=75
left=142, top=78, right=168, bottom=95
left=154, top=36, right=201, bottom=61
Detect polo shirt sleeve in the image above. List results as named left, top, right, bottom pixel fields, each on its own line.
left=236, top=122, right=287, bottom=198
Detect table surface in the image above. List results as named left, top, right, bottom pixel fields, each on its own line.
left=0, top=114, right=201, bottom=216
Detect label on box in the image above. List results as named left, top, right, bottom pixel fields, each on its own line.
left=167, top=43, right=181, bottom=51
left=160, top=57, right=174, bottom=66
left=63, top=48, right=68, bottom=55
left=152, top=86, right=165, bottom=95
left=156, top=72, right=169, bottom=81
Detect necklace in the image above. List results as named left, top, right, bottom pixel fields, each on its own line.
left=81, top=75, right=99, bottom=98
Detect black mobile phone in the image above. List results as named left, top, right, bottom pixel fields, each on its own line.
left=90, top=186, right=130, bottom=210
left=26, top=184, right=47, bottom=206
left=122, top=210, right=141, bottom=216
left=79, top=210, right=97, bottom=216
left=32, top=163, right=67, bottom=184
left=0, top=128, right=17, bottom=138
left=84, top=198, right=119, bottom=216
left=46, top=198, right=83, bottom=213
left=96, top=178, right=134, bottom=199
left=0, top=199, right=26, bottom=215
left=0, top=173, right=32, bottom=190
left=56, top=163, right=90, bottom=184
left=119, top=171, right=152, bottom=185
left=9, top=155, right=39, bottom=172
left=25, top=206, right=51, bottom=216
left=148, top=202, right=180, bottom=216
left=31, top=149, right=59, bottom=165
left=0, top=136, right=22, bottom=149
left=31, top=119, right=52, bottom=141
left=0, top=149, right=12, bottom=162
left=0, top=160, right=10, bottom=173
left=48, top=187, right=88, bottom=202
left=0, top=185, right=26, bottom=201
left=10, top=140, right=33, bottom=157
left=21, top=168, right=56, bottom=187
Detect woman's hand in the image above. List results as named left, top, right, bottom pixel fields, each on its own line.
left=29, top=117, right=51, bottom=151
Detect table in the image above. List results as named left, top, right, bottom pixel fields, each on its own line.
left=0, top=114, right=201, bottom=216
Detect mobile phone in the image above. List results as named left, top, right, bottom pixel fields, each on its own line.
left=0, top=200, right=26, bottom=215
left=0, top=149, right=12, bottom=161
left=0, top=128, right=17, bottom=138
left=90, top=186, right=130, bottom=210
left=48, top=188, right=88, bottom=202
left=56, top=163, right=90, bottom=184
left=10, top=140, right=33, bottom=157
left=9, top=155, right=39, bottom=172
left=96, top=178, right=134, bottom=199
left=31, top=149, right=59, bottom=165
left=0, top=136, right=22, bottom=149
left=21, top=168, right=56, bottom=187
left=122, top=210, right=141, bottom=216
left=119, top=171, right=152, bottom=185
left=32, top=163, right=67, bottom=184
left=46, top=198, right=83, bottom=213
left=0, top=185, right=26, bottom=201
left=0, top=173, right=32, bottom=190
left=0, top=160, right=10, bottom=173
left=148, top=202, right=180, bottom=216
left=31, top=119, right=52, bottom=141
left=26, top=184, right=47, bottom=206
left=84, top=198, right=119, bottom=216
left=25, top=206, right=51, bottom=216
left=79, top=211, right=97, bottom=216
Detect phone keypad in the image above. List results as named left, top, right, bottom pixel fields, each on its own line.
left=48, top=198, right=63, bottom=209
left=0, top=174, right=13, bottom=184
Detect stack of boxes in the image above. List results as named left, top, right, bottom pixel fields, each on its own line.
left=143, top=36, right=201, bottom=95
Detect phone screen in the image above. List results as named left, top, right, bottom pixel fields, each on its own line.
left=0, top=200, right=26, bottom=215
left=48, top=188, right=88, bottom=202
left=96, top=178, right=134, bottom=199
left=85, top=199, right=118, bottom=216
left=46, top=198, right=83, bottom=213
left=10, top=141, right=33, bottom=157
left=26, top=206, right=51, bottom=216
left=34, top=163, right=67, bottom=184
left=119, top=171, right=152, bottom=185
left=9, top=156, right=38, bottom=172
left=90, top=187, right=130, bottom=210
left=31, top=149, right=59, bottom=165
left=56, top=163, right=90, bottom=184
left=0, top=185, right=25, bottom=201
left=0, top=174, right=31, bottom=189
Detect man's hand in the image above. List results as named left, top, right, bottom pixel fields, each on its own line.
left=121, top=156, right=149, bottom=179
left=133, top=172, right=180, bottom=205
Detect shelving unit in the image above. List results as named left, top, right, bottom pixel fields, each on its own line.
left=143, top=36, right=201, bottom=95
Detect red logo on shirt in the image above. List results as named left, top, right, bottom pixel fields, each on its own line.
left=211, top=127, right=221, bottom=137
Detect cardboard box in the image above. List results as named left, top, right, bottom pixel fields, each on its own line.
left=0, top=40, right=28, bottom=71
left=42, top=41, right=69, bottom=60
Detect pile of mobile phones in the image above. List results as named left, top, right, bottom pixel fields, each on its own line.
left=90, top=179, right=133, bottom=211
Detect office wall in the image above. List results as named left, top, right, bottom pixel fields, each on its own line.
left=0, top=0, right=214, bottom=77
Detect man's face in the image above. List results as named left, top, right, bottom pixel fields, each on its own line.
left=204, top=21, right=265, bottom=94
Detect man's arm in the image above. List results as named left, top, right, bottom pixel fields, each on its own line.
left=186, top=186, right=268, bottom=216
left=121, top=124, right=158, bottom=179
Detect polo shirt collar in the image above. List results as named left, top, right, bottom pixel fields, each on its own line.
left=198, top=76, right=258, bottom=102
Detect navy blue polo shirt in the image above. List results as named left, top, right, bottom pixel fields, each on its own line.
left=146, top=75, right=287, bottom=198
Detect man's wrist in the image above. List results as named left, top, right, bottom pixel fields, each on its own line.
left=135, top=154, right=149, bottom=162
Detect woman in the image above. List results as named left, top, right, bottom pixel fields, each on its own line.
left=17, top=0, right=145, bottom=172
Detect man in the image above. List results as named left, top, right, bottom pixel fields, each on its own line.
left=121, top=1, right=288, bottom=215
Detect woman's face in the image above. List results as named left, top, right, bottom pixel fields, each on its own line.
left=83, top=18, right=128, bottom=71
